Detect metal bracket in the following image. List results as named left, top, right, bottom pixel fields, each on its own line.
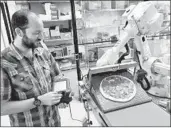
left=82, top=118, right=93, bottom=127
left=112, top=65, right=119, bottom=71
left=74, top=53, right=82, bottom=60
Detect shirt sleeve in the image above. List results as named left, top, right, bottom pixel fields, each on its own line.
left=1, top=68, right=11, bottom=101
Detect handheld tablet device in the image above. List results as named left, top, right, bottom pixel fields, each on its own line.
left=52, top=78, right=72, bottom=104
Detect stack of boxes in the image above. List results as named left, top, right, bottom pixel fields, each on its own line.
left=15, top=1, right=30, bottom=10
left=49, top=26, right=61, bottom=39
left=50, top=4, right=60, bottom=20
left=44, top=3, right=60, bottom=20
left=42, top=25, right=61, bottom=40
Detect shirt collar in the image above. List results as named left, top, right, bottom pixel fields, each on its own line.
left=10, top=43, right=24, bottom=60
left=9, top=43, right=43, bottom=60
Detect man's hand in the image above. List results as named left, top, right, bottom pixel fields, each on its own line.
left=38, top=92, right=62, bottom=106
left=58, top=91, right=74, bottom=109
left=58, top=103, right=68, bottom=108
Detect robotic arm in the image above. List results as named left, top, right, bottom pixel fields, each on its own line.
left=96, top=1, right=170, bottom=97
left=97, top=1, right=163, bottom=66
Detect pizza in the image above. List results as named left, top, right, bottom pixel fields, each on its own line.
left=100, top=75, right=136, bottom=102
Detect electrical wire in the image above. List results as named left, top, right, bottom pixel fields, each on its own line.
left=135, top=50, right=151, bottom=91
left=68, top=103, right=83, bottom=123
left=147, top=33, right=171, bottom=38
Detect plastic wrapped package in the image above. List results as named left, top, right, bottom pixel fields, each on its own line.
left=101, top=1, right=111, bottom=9
left=88, top=1, right=101, bottom=10
left=160, top=39, right=170, bottom=55
left=148, top=40, right=161, bottom=57
left=160, top=54, right=170, bottom=65
left=44, top=3, right=51, bottom=15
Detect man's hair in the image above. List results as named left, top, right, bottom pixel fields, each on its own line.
left=11, top=9, right=32, bottom=34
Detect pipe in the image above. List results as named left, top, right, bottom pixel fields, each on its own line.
left=70, top=0, right=82, bottom=81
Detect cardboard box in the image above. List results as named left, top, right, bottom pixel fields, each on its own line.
left=50, top=26, right=61, bottom=38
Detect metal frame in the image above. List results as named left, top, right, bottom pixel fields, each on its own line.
left=70, top=0, right=82, bottom=81
left=87, top=61, right=137, bottom=90
left=4, top=2, right=14, bottom=39
left=0, top=1, right=14, bottom=43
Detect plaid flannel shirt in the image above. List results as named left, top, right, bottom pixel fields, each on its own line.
left=1, top=43, right=61, bottom=126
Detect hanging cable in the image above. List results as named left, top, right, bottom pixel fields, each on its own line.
left=135, top=49, right=151, bottom=91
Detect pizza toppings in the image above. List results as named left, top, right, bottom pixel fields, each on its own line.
left=100, top=75, right=136, bottom=102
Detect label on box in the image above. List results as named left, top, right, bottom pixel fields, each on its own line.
left=55, top=26, right=60, bottom=36
left=43, top=28, right=50, bottom=39
left=50, top=26, right=61, bottom=38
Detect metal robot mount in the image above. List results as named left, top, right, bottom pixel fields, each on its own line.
left=78, top=81, right=93, bottom=127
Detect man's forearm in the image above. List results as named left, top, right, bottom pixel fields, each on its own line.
left=1, top=98, right=36, bottom=116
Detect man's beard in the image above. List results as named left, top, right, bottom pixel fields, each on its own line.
left=22, top=34, right=40, bottom=49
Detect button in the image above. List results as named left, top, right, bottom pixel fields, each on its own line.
left=42, top=89, right=47, bottom=94
left=20, top=77, right=24, bottom=81
left=143, top=56, right=149, bottom=61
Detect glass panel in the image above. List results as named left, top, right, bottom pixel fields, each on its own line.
left=76, top=1, right=147, bottom=88
left=78, top=1, right=128, bottom=71
left=1, top=8, right=10, bottom=51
